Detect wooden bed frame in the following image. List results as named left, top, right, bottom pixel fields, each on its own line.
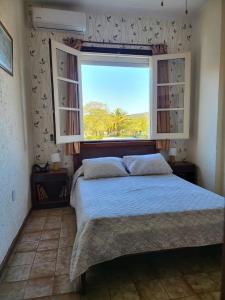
left=73, top=140, right=157, bottom=171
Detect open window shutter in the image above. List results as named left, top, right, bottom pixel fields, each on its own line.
left=50, top=39, right=83, bottom=144
left=150, top=52, right=191, bottom=140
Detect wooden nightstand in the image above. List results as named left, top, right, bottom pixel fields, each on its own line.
left=169, top=161, right=197, bottom=184
left=31, top=168, right=70, bottom=209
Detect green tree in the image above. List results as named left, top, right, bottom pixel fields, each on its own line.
left=84, top=102, right=108, bottom=139
left=128, top=113, right=148, bottom=138
left=83, top=101, right=148, bottom=140
left=109, top=108, right=128, bottom=137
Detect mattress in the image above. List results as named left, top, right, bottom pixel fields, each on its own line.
left=70, top=174, right=224, bottom=287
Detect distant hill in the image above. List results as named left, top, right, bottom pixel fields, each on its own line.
left=128, top=112, right=148, bottom=118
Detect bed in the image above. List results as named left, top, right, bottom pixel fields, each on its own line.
left=70, top=141, right=224, bottom=290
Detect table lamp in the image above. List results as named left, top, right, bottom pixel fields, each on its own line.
left=51, top=153, right=61, bottom=171
left=168, top=147, right=177, bottom=163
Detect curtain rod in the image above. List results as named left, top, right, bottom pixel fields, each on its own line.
left=82, top=40, right=155, bottom=48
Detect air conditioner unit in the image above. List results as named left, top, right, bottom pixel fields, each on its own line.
left=32, top=7, right=86, bottom=33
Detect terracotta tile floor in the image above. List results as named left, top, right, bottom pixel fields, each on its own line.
left=0, top=207, right=222, bottom=300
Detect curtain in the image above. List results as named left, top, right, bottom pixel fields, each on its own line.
left=63, top=38, right=83, bottom=155
left=152, top=43, right=170, bottom=151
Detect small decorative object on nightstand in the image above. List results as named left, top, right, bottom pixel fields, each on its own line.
left=169, top=161, right=197, bottom=184
left=51, top=153, right=61, bottom=171
left=31, top=168, right=70, bottom=209
left=168, top=147, right=177, bottom=163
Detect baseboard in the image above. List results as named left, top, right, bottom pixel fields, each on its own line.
left=0, top=208, right=32, bottom=275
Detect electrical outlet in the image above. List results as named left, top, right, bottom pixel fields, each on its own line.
left=12, top=190, right=16, bottom=202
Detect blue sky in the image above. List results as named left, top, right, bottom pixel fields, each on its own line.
left=81, top=65, right=150, bottom=115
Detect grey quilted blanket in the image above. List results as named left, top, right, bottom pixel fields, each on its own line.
left=70, top=173, right=224, bottom=287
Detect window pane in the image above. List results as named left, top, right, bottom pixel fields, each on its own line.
left=157, top=58, right=185, bottom=84
left=81, top=64, right=149, bottom=140
left=60, top=110, right=80, bottom=136
left=157, top=110, right=184, bottom=133
left=157, top=85, right=184, bottom=109
left=56, top=49, right=78, bottom=81
left=58, top=80, right=80, bottom=109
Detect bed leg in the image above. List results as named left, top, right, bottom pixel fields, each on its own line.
left=80, top=273, right=86, bottom=294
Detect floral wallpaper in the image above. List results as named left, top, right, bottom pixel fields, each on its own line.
left=27, top=12, right=192, bottom=173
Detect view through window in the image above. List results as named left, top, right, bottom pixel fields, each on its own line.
left=81, top=64, right=150, bottom=140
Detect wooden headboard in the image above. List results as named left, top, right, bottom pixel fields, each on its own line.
left=73, top=141, right=156, bottom=171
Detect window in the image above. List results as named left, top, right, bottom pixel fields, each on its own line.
left=50, top=40, right=83, bottom=144
left=81, top=61, right=150, bottom=141
left=50, top=39, right=191, bottom=144
left=150, top=53, right=191, bottom=139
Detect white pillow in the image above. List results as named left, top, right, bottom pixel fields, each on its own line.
left=123, top=153, right=173, bottom=176
left=83, top=157, right=128, bottom=179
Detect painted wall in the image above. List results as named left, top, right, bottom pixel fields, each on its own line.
left=222, top=5, right=225, bottom=196
left=27, top=13, right=193, bottom=172
left=215, top=0, right=225, bottom=195
left=0, top=0, right=32, bottom=265
left=187, top=0, right=222, bottom=192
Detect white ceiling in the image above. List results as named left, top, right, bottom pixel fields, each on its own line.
left=31, top=0, right=207, bottom=17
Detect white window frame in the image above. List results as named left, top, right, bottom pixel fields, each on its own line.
left=50, top=39, right=83, bottom=144
left=50, top=39, right=191, bottom=143
left=150, top=52, right=191, bottom=140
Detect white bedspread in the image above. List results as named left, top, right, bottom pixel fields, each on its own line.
left=70, top=174, right=224, bottom=286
